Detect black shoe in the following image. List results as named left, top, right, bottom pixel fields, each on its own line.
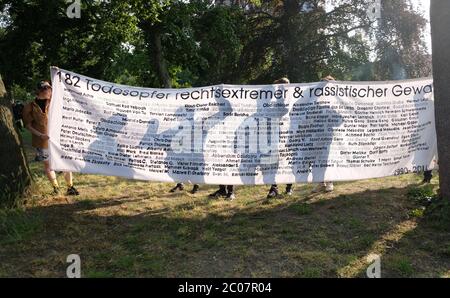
left=267, top=188, right=279, bottom=199
left=209, top=189, right=227, bottom=198
left=285, top=185, right=293, bottom=196
left=52, top=186, right=60, bottom=196
left=169, top=183, right=184, bottom=193
left=226, top=192, right=236, bottom=201
left=422, top=171, right=432, bottom=184
left=191, top=184, right=200, bottom=194
left=422, top=177, right=432, bottom=184
left=66, top=186, right=79, bottom=196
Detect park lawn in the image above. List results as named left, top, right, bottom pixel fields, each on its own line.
left=0, top=131, right=449, bottom=278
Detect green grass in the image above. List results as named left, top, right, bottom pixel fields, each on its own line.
left=290, top=202, right=312, bottom=215
left=0, top=132, right=449, bottom=277
left=0, top=209, right=42, bottom=244
left=388, top=256, right=414, bottom=277
left=407, top=184, right=435, bottom=205
left=409, top=207, right=425, bottom=218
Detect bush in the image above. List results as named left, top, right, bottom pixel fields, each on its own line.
left=424, top=199, right=450, bottom=231
left=407, top=185, right=435, bottom=206
left=10, top=84, right=33, bottom=103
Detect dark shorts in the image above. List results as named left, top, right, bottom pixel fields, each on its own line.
left=36, top=148, right=49, bottom=161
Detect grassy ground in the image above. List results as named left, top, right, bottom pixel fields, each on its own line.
left=0, top=130, right=449, bottom=277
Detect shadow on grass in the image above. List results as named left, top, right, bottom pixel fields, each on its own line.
left=4, top=182, right=449, bottom=278
left=347, top=184, right=450, bottom=278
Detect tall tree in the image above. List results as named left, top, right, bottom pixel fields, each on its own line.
left=237, top=0, right=373, bottom=83
left=431, top=1, right=450, bottom=200
left=0, top=0, right=432, bottom=88
left=134, top=0, right=247, bottom=87
left=373, top=0, right=431, bottom=80
left=0, top=74, right=32, bottom=207
left=131, top=0, right=172, bottom=87
left=0, top=0, right=138, bottom=89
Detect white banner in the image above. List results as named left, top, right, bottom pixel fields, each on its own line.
left=48, top=67, right=438, bottom=185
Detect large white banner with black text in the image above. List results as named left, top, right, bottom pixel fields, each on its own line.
left=48, top=67, right=438, bottom=184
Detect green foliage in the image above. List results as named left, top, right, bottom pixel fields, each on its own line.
left=0, top=169, right=31, bottom=209
left=10, top=84, right=32, bottom=102
left=191, top=4, right=247, bottom=85
left=409, top=207, right=425, bottom=218
left=407, top=184, right=450, bottom=231
left=238, top=0, right=375, bottom=83
left=372, top=0, right=431, bottom=80
left=424, top=199, right=450, bottom=232
left=390, top=256, right=414, bottom=276
left=0, top=0, right=431, bottom=89
left=407, top=184, right=435, bottom=205
left=0, top=0, right=142, bottom=88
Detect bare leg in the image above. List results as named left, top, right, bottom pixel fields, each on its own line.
left=44, top=160, right=57, bottom=185
left=63, top=172, right=73, bottom=187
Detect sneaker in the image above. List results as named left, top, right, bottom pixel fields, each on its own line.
left=169, top=183, right=184, bottom=193
left=190, top=184, right=200, bottom=194
left=422, top=176, right=432, bottom=184
left=52, top=186, right=60, bottom=195
left=66, top=186, right=79, bottom=196
left=209, top=189, right=227, bottom=198
left=226, top=192, right=236, bottom=201
left=285, top=185, right=293, bottom=196
left=267, top=188, right=279, bottom=199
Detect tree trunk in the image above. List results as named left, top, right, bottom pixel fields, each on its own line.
left=0, top=75, right=32, bottom=207
left=140, top=20, right=172, bottom=88
left=431, top=1, right=450, bottom=200
left=151, top=28, right=172, bottom=88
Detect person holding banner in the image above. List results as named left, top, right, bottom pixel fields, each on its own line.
left=423, top=170, right=433, bottom=183
left=170, top=183, right=200, bottom=194
left=22, top=80, right=79, bottom=196
left=267, top=77, right=294, bottom=199
left=209, top=185, right=235, bottom=200
left=311, top=75, right=336, bottom=193
left=168, top=90, right=233, bottom=196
